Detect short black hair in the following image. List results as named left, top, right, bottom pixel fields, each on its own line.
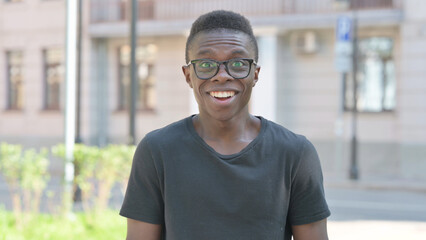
left=185, top=10, right=258, bottom=63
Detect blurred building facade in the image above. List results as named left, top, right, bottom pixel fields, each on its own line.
left=0, top=0, right=425, bottom=180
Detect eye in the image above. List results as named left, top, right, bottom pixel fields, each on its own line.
left=230, top=60, right=245, bottom=68
left=199, top=61, right=216, bottom=68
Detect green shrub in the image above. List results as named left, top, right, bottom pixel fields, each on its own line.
left=52, top=143, right=136, bottom=212
left=52, top=144, right=100, bottom=212
left=0, top=142, right=136, bottom=231
left=0, top=143, right=50, bottom=225
left=95, top=144, right=136, bottom=210
left=0, top=208, right=126, bottom=240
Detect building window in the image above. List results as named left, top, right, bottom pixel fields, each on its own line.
left=344, top=37, right=395, bottom=112
left=118, top=44, right=157, bottom=111
left=43, top=48, right=64, bottom=110
left=6, top=51, right=24, bottom=110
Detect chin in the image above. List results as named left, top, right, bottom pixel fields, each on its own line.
left=207, top=110, right=243, bottom=122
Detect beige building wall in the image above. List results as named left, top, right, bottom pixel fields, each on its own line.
left=275, top=23, right=412, bottom=179
left=277, top=29, right=339, bottom=139
left=0, top=0, right=65, bottom=147
left=102, top=35, right=190, bottom=143
left=398, top=0, right=426, bottom=179
left=0, top=1, right=192, bottom=148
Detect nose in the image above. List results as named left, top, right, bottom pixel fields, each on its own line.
left=211, top=63, right=232, bottom=82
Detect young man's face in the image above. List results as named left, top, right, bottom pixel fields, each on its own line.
left=183, top=30, right=260, bottom=121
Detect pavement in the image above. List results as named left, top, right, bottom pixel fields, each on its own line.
left=328, top=221, right=426, bottom=240
left=325, top=176, right=426, bottom=239
left=324, top=174, right=426, bottom=193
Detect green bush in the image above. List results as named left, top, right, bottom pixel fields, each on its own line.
left=52, top=143, right=136, bottom=212
left=20, top=148, right=50, bottom=214
left=1, top=142, right=136, bottom=233
left=52, top=143, right=100, bottom=212
left=0, top=143, right=50, bottom=225
left=0, top=208, right=126, bottom=240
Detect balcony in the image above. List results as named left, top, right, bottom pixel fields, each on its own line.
left=90, top=0, right=402, bottom=23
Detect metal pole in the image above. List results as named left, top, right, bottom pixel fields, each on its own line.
left=96, top=39, right=108, bottom=147
left=129, top=0, right=138, bottom=145
left=73, top=0, right=83, bottom=203
left=334, top=72, right=346, bottom=175
left=64, top=0, right=78, bottom=212
left=349, top=9, right=359, bottom=180
left=75, top=0, right=83, bottom=144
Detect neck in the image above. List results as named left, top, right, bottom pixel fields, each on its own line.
left=193, top=111, right=260, bottom=143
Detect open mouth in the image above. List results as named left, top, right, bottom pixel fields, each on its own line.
left=209, top=91, right=236, bottom=100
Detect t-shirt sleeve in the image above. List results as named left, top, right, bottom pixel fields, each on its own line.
left=287, top=138, right=331, bottom=226
left=119, top=136, right=164, bottom=224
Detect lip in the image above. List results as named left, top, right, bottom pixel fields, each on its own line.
left=206, top=89, right=239, bottom=106
left=209, top=94, right=236, bottom=106
left=206, top=87, right=240, bottom=93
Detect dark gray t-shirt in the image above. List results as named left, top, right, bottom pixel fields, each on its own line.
left=120, top=116, right=330, bottom=240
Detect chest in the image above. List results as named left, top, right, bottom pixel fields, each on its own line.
left=164, top=152, right=291, bottom=218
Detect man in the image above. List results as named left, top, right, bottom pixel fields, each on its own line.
left=120, top=10, right=330, bottom=240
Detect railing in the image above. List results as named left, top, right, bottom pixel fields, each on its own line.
left=90, top=0, right=401, bottom=23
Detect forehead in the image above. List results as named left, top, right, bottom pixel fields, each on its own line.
left=189, top=30, right=254, bottom=60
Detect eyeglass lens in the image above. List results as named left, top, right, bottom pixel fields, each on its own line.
left=194, top=59, right=251, bottom=79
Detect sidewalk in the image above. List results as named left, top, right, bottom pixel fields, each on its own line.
left=325, top=176, right=426, bottom=239
left=324, top=175, right=426, bottom=192
left=328, top=221, right=426, bottom=240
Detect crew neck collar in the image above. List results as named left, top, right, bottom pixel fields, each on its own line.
left=185, top=115, right=267, bottom=160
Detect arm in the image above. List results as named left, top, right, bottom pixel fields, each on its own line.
left=121, top=137, right=164, bottom=239
left=126, top=218, right=162, bottom=240
left=288, top=138, right=330, bottom=239
left=292, top=219, right=328, bottom=240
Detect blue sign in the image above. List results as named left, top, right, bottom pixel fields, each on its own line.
left=336, top=16, right=352, bottom=42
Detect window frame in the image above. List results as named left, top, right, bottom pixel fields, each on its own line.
left=117, top=44, right=157, bottom=112
left=42, top=48, right=64, bottom=111
left=5, top=50, right=24, bottom=111
left=343, top=36, right=396, bottom=113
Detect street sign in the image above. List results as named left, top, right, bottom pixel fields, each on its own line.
left=336, top=16, right=352, bottom=42
left=335, top=16, right=353, bottom=72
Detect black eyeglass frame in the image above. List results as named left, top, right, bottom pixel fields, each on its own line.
left=186, top=58, right=257, bottom=80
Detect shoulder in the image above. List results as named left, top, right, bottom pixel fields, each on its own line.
left=262, top=118, right=309, bottom=152
left=258, top=118, right=320, bottom=179
left=138, top=116, right=191, bottom=151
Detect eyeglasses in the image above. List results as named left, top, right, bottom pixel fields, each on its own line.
left=187, top=58, right=257, bottom=80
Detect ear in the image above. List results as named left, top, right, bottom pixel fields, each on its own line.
left=252, top=65, right=260, bottom=87
left=182, top=65, right=193, bottom=88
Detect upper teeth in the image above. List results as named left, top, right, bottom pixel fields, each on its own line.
left=210, top=91, right=235, bottom=98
